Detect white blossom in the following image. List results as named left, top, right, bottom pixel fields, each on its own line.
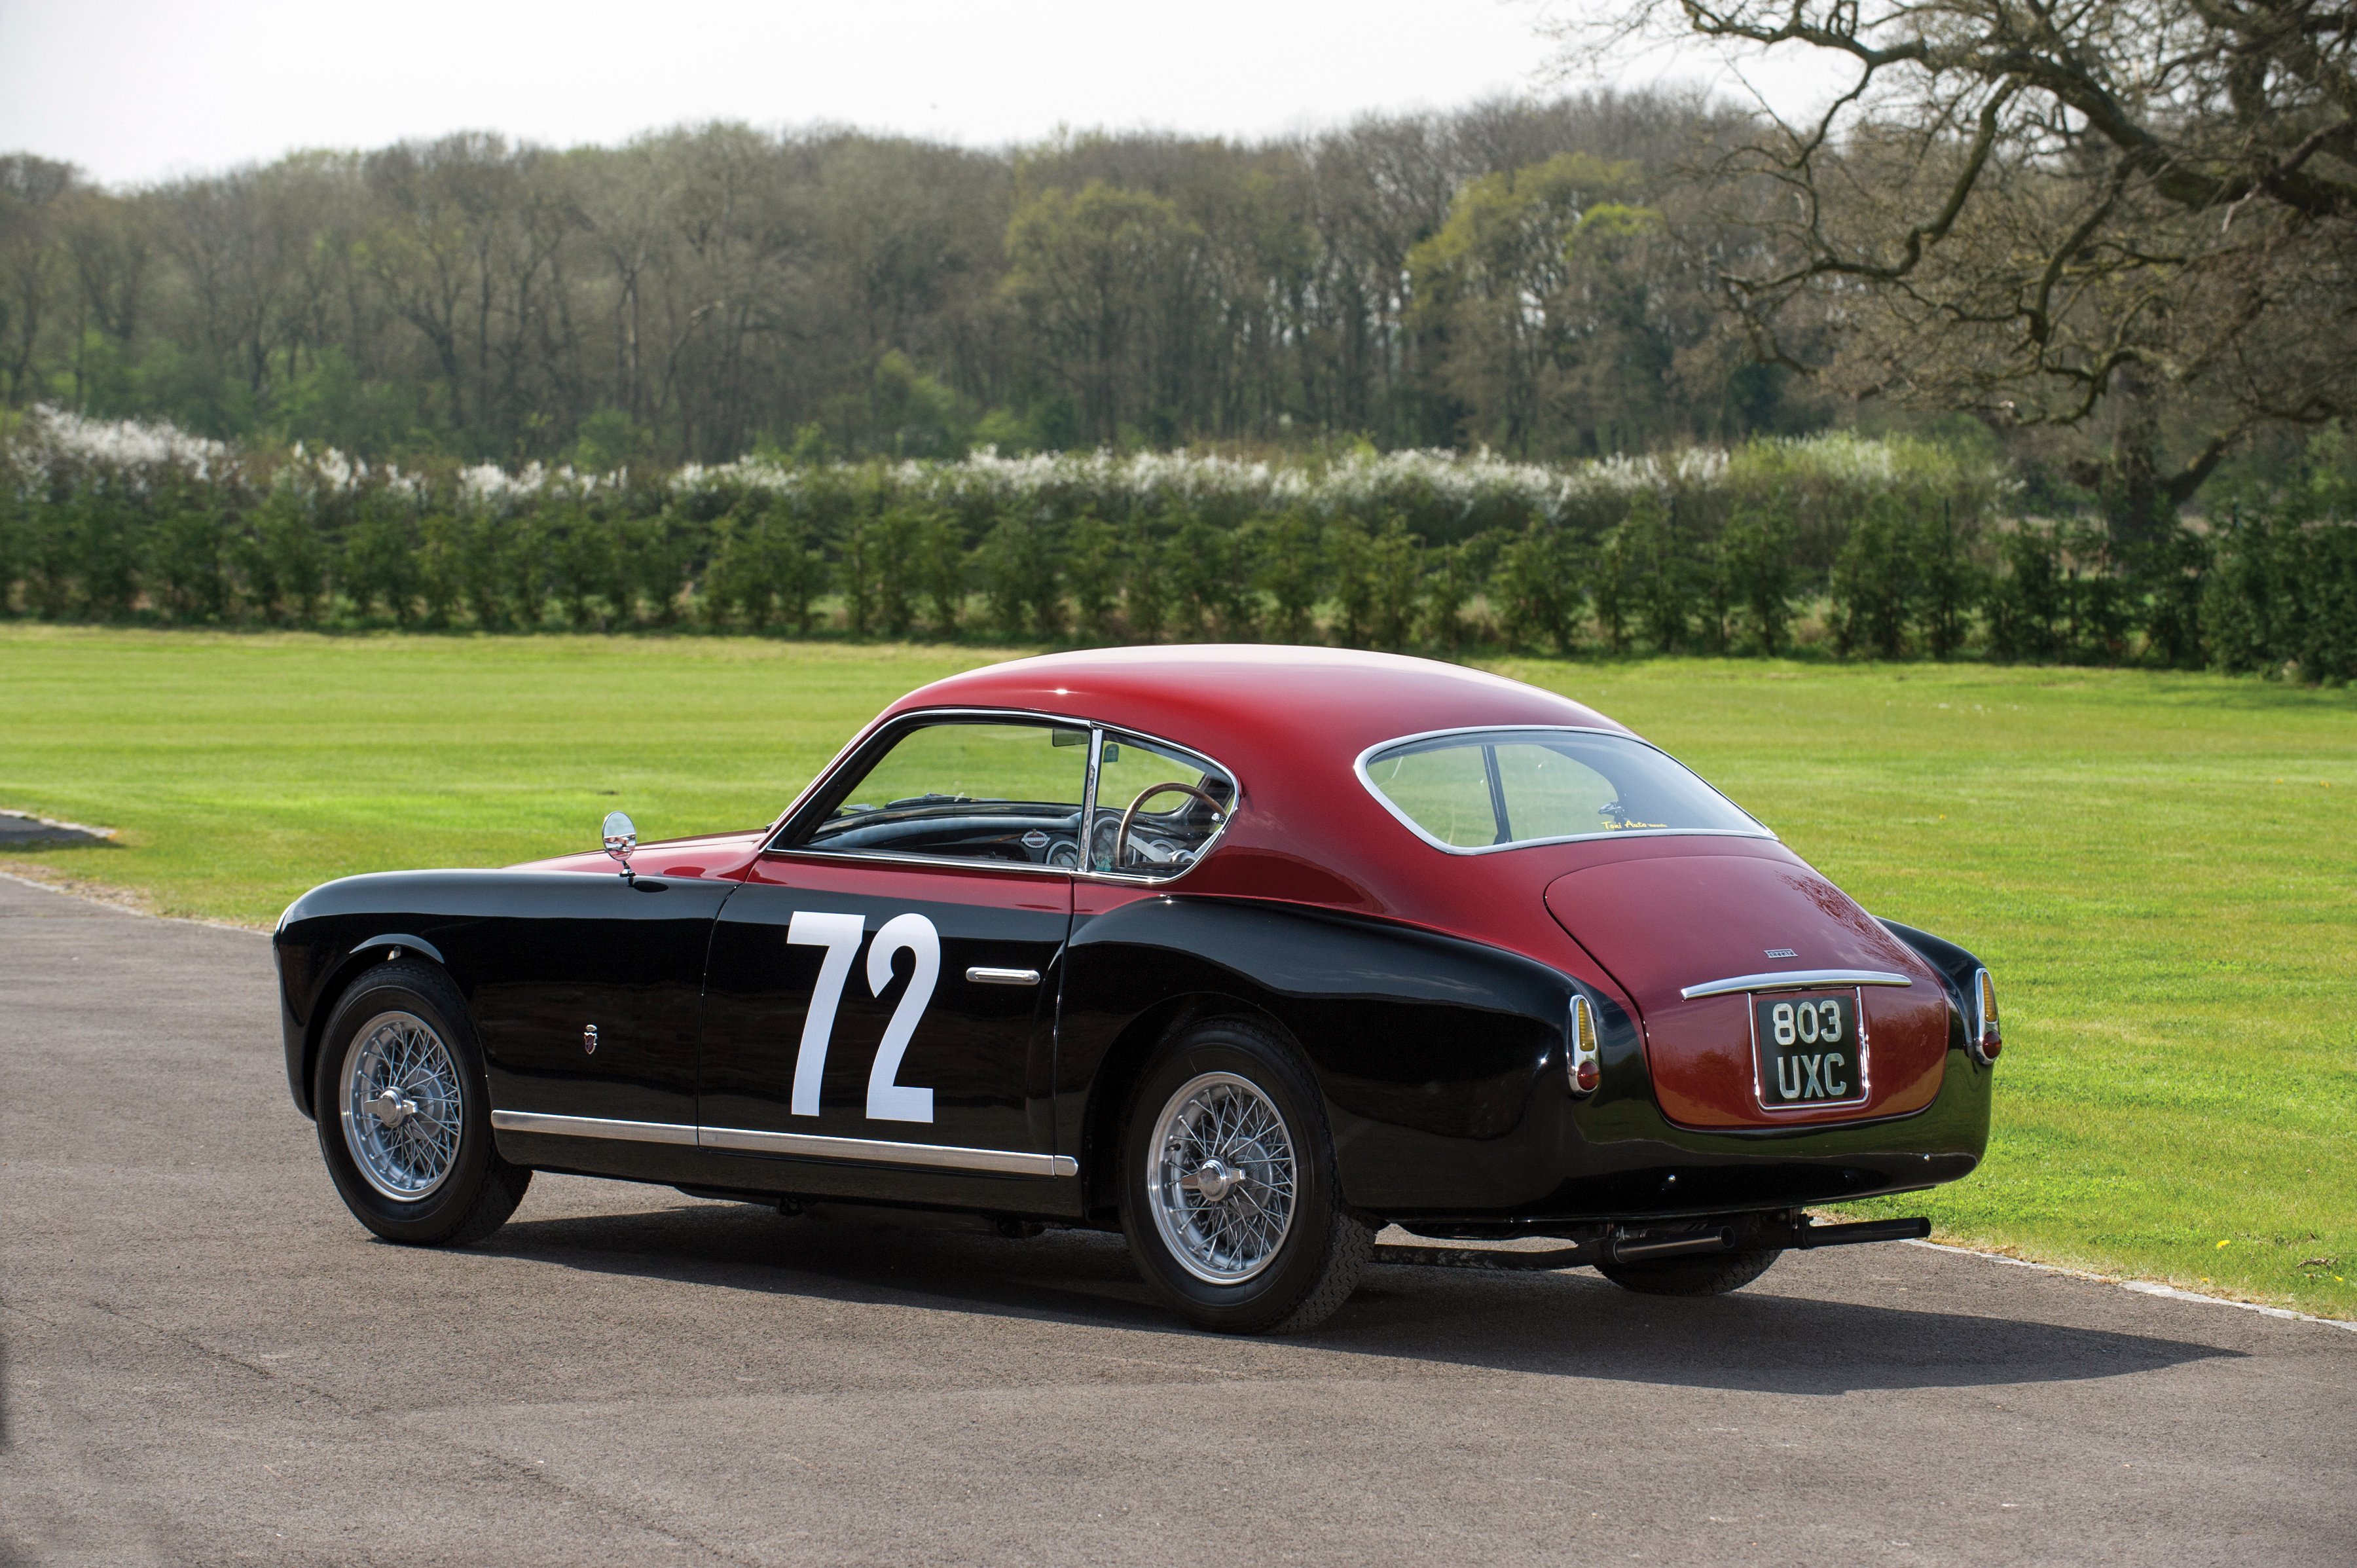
left=20, top=405, right=232, bottom=484
left=6, top=406, right=2008, bottom=528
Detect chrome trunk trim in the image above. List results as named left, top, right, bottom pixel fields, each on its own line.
left=1681, top=969, right=1913, bottom=1000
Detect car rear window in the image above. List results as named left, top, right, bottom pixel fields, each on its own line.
left=1360, top=728, right=1766, bottom=851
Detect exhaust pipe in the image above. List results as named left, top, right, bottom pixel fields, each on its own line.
left=1371, top=1226, right=1738, bottom=1273
left=1609, top=1226, right=1735, bottom=1264
left=1369, top=1215, right=1933, bottom=1273
left=1792, top=1216, right=1931, bottom=1249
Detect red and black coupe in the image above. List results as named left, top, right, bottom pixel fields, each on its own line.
left=274, top=647, right=1999, bottom=1332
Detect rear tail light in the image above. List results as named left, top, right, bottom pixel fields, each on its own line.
left=1972, top=968, right=2002, bottom=1063
left=1567, top=993, right=1601, bottom=1094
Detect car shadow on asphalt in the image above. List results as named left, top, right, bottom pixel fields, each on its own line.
left=479, top=1199, right=2239, bottom=1396
left=1336, top=1269, right=2242, bottom=1396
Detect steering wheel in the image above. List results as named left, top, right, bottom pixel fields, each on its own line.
left=1112, top=782, right=1227, bottom=871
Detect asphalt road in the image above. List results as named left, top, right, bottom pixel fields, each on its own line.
left=3, top=873, right=2351, bottom=1567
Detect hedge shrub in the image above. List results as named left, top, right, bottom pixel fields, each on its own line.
left=3, top=407, right=2352, bottom=681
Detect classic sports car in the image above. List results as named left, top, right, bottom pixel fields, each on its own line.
left=275, top=647, right=1999, bottom=1332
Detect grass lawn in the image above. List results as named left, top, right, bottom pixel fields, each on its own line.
left=4, top=624, right=2351, bottom=1320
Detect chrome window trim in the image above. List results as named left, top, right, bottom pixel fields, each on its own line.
left=1681, top=969, right=1914, bottom=1000
left=767, top=705, right=1240, bottom=888
left=699, top=1124, right=1078, bottom=1178
left=764, top=843, right=1078, bottom=879
left=1352, top=724, right=1776, bottom=856
left=489, top=1110, right=700, bottom=1146
left=1078, top=723, right=1241, bottom=887
left=1080, top=727, right=1105, bottom=867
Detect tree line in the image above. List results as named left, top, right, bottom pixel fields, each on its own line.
left=1556, top=0, right=2357, bottom=544
left=0, top=94, right=1812, bottom=470
left=7, top=0, right=2354, bottom=654
left=5, top=0, right=2352, bottom=542
left=6, top=410, right=2352, bottom=681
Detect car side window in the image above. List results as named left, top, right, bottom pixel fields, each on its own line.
left=801, top=721, right=1090, bottom=867
left=1491, top=742, right=1626, bottom=839
left=1362, top=729, right=1763, bottom=850
left=1089, top=732, right=1234, bottom=874
left=1364, top=743, right=1498, bottom=847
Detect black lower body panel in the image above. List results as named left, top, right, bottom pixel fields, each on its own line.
left=1337, top=1048, right=1992, bottom=1228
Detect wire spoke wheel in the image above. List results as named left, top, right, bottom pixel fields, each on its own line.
left=339, top=1010, right=464, bottom=1202
left=1146, top=1071, right=1296, bottom=1285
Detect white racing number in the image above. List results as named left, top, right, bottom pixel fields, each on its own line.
left=785, top=911, right=863, bottom=1118
left=864, top=913, right=939, bottom=1123
left=783, top=909, right=941, bottom=1123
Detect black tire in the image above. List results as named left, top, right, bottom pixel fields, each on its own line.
left=1596, top=1247, right=1783, bottom=1297
left=312, top=960, right=530, bottom=1247
left=1118, top=1017, right=1372, bottom=1334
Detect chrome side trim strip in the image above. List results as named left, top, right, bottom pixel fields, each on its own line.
left=966, top=966, right=1042, bottom=986
left=493, top=1110, right=1079, bottom=1177
left=1681, top=969, right=1914, bottom=1000
left=490, top=1110, right=699, bottom=1146
left=699, top=1125, right=1078, bottom=1178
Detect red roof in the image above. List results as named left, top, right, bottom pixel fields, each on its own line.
left=880, top=647, right=1645, bottom=932
left=530, top=647, right=1785, bottom=998
left=884, top=646, right=1627, bottom=769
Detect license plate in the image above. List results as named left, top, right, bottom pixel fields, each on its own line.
left=1752, top=991, right=1867, bottom=1109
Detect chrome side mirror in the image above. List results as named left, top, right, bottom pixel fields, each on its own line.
left=602, top=811, right=636, bottom=881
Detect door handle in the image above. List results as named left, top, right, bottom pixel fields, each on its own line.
left=965, top=966, right=1041, bottom=987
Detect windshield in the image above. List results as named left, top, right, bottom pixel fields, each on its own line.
left=791, top=716, right=1236, bottom=877
left=802, top=720, right=1090, bottom=864
left=1360, top=728, right=1766, bottom=851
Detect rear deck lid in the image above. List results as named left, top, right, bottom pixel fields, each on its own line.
left=1544, top=849, right=1952, bottom=1129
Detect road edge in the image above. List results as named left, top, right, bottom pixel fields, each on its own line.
left=0, top=865, right=272, bottom=934
left=1905, top=1239, right=2357, bottom=1334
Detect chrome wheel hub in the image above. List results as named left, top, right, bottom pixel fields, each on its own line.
left=340, top=1011, right=462, bottom=1201
left=365, top=1087, right=420, bottom=1127
left=1180, top=1156, right=1246, bottom=1203
left=1146, top=1072, right=1296, bottom=1285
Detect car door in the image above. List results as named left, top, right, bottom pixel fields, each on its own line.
left=466, top=871, right=737, bottom=1131
left=698, top=717, right=1085, bottom=1180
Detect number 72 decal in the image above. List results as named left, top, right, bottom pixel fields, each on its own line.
left=785, top=909, right=940, bottom=1123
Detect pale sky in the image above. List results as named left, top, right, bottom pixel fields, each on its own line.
left=0, top=0, right=1846, bottom=187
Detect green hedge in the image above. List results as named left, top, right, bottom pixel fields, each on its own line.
left=3, top=409, right=2353, bottom=680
